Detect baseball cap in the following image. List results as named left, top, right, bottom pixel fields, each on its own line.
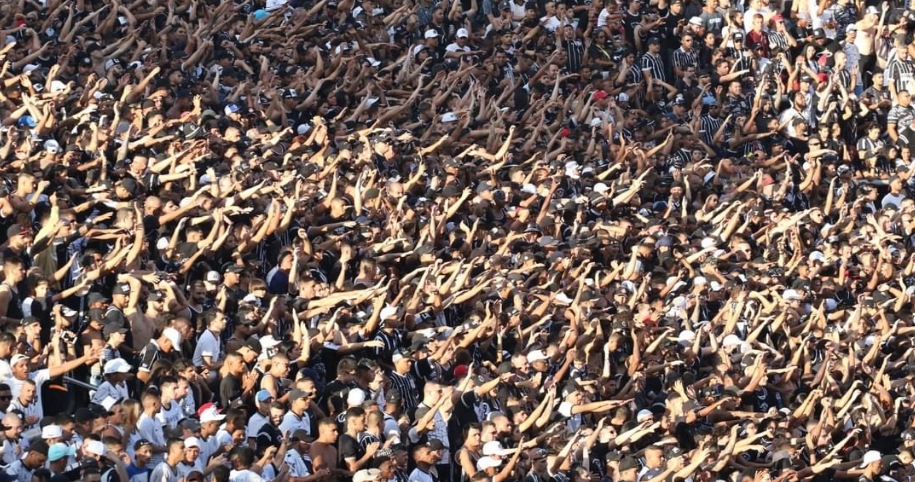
left=256, top=390, right=274, bottom=403
left=162, top=327, right=182, bottom=347
left=103, top=323, right=128, bottom=338
left=48, top=443, right=75, bottom=462
left=103, top=358, right=132, bottom=375
left=353, top=469, right=382, bottom=482
left=199, top=404, right=226, bottom=423
left=477, top=456, right=502, bottom=471
left=456, top=28, right=469, bottom=38
left=84, top=440, right=106, bottom=457
left=424, top=29, right=438, bottom=39
left=41, top=425, right=63, bottom=439
left=185, top=437, right=201, bottom=449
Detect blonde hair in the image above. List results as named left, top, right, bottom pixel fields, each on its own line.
left=121, top=399, right=141, bottom=433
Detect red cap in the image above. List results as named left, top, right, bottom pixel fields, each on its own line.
left=453, top=364, right=469, bottom=379
left=561, top=127, right=571, bottom=137
left=196, top=402, right=220, bottom=418
left=593, top=90, right=609, bottom=100
left=770, top=13, right=783, bottom=22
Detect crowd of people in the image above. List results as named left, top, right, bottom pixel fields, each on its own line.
left=2, top=0, right=915, bottom=480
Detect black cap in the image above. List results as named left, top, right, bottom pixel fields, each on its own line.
left=222, top=262, right=244, bottom=274
left=103, top=323, right=128, bottom=337
left=120, top=177, right=139, bottom=197
left=813, top=28, right=826, bottom=39
left=87, top=293, right=109, bottom=306
left=647, top=37, right=661, bottom=45
left=245, top=338, right=262, bottom=353
left=112, top=283, right=131, bottom=295
left=618, top=456, right=640, bottom=472
left=20, top=317, right=38, bottom=327
left=385, top=390, right=403, bottom=404
left=427, top=439, right=445, bottom=451
left=74, top=407, right=98, bottom=423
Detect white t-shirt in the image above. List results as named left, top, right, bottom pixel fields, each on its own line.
left=193, top=330, right=222, bottom=367
left=408, top=467, right=437, bottom=482
left=279, top=411, right=311, bottom=436
left=155, top=401, right=184, bottom=430
left=558, top=402, right=583, bottom=432
left=6, top=370, right=49, bottom=411
left=92, top=380, right=130, bottom=405
left=138, top=414, right=167, bottom=466
left=247, top=412, right=269, bottom=440
left=229, top=469, right=265, bottom=482
left=284, top=451, right=310, bottom=477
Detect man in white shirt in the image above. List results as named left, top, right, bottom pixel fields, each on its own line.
left=246, top=390, right=273, bottom=446
left=138, top=391, right=168, bottom=468
left=92, top=358, right=131, bottom=405
left=154, top=377, right=186, bottom=433
left=176, top=437, right=204, bottom=478
left=192, top=311, right=225, bottom=384
left=445, top=29, right=475, bottom=59
left=283, top=430, right=316, bottom=478
left=9, top=379, right=40, bottom=428
left=6, top=351, right=100, bottom=410
left=279, top=390, right=312, bottom=436
left=195, top=404, right=225, bottom=467
left=150, top=438, right=184, bottom=482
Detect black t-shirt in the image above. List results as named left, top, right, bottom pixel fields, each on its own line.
left=220, top=373, right=243, bottom=408
left=338, top=433, right=364, bottom=466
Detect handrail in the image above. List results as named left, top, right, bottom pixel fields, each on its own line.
left=62, top=376, right=98, bottom=392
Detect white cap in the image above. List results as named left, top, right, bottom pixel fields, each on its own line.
left=678, top=330, right=696, bottom=345
left=618, top=92, right=630, bottom=102
left=782, top=289, right=804, bottom=301
left=722, top=334, right=743, bottom=347
left=441, top=112, right=458, bottom=123
left=50, top=80, right=67, bottom=93
left=185, top=437, right=200, bottom=448
left=689, top=16, right=703, bottom=25
left=477, top=456, right=502, bottom=471
left=709, top=281, right=723, bottom=292
left=424, top=29, right=439, bottom=39
left=700, top=237, right=718, bottom=249
left=347, top=389, right=367, bottom=406
left=693, top=276, right=708, bottom=286
left=22, top=64, right=40, bottom=73
left=99, top=396, right=119, bottom=412
left=205, top=271, right=221, bottom=283
left=43, top=139, right=60, bottom=154
left=260, top=335, right=282, bottom=351
left=380, top=305, right=399, bottom=320
left=162, top=327, right=182, bottom=348
left=200, top=406, right=226, bottom=423
left=354, top=469, right=382, bottom=482
left=104, top=358, right=132, bottom=375
left=10, top=354, right=28, bottom=367
left=85, top=440, right=106, bottom=457
left=526, top=350, right=549, bottom=363
left=156, top=237, right=170, bottom=251
left=41, top=425, right=62, bottom=439
left=593, top=183, right=609, bottom=194
left=860, top=450, right=882, bottom=468
left=483, top=441, right=511, bottom=456
left=521, top=184, right=537, bottom=195
left=636, top=409, right=654, bottom=422
left=456, top=28, right=469, bottom=38
left=808, top=251, right=825, bottom=263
